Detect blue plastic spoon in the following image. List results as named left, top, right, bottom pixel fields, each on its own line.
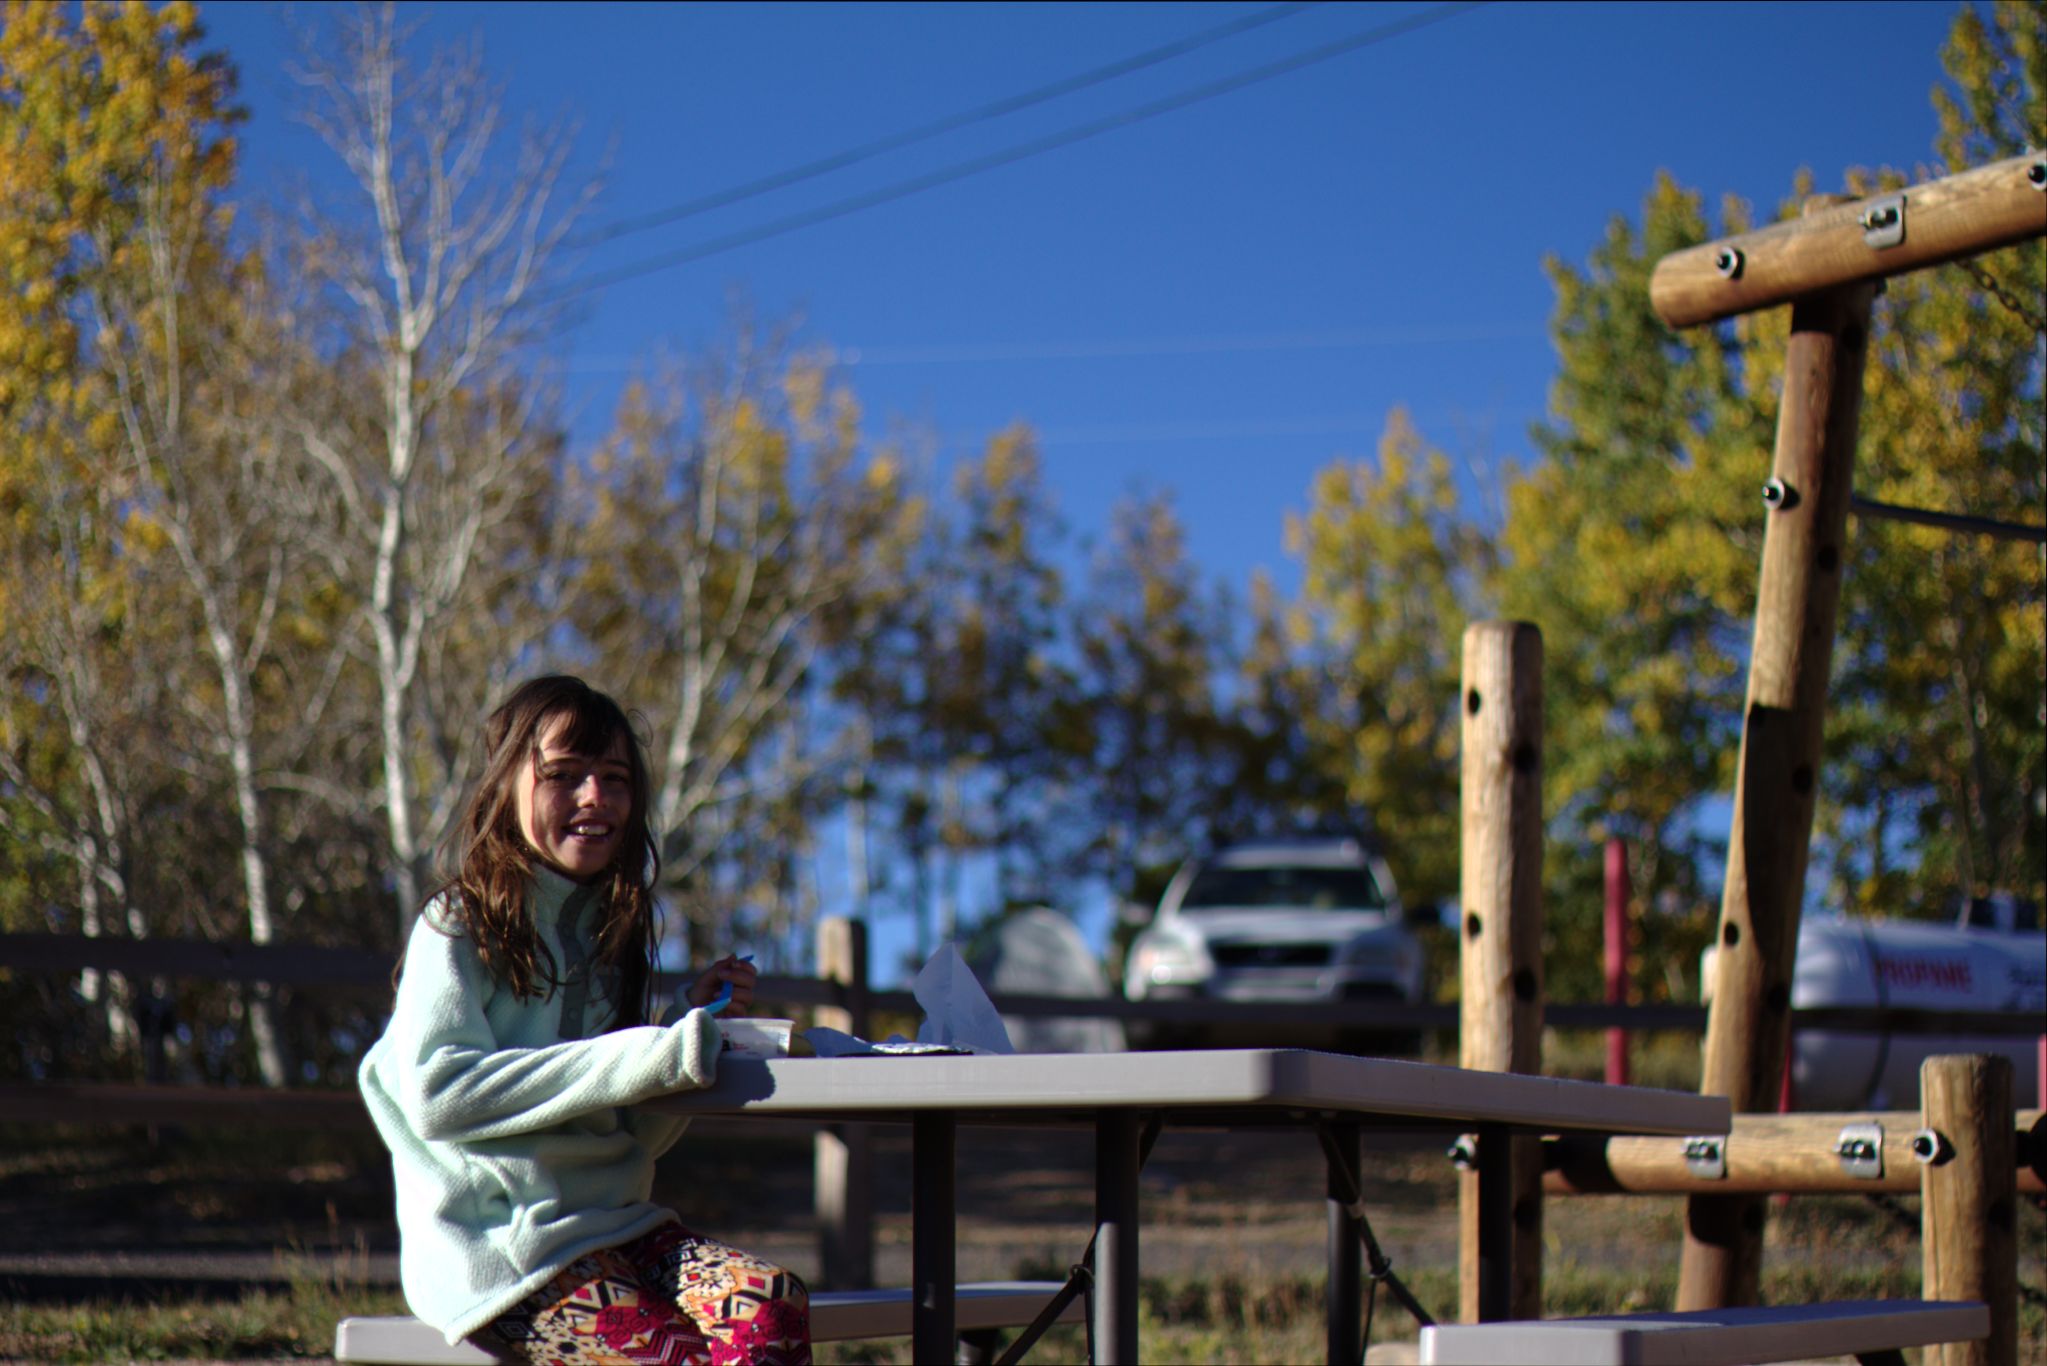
left=704, top=954, right=754, bottom=1016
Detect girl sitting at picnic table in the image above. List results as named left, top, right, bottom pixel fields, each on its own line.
left=360, top=674, right=810, bottom=1365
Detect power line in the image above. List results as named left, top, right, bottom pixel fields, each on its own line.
left=831, top=323, right=1539, bottom=366
left=561, top=323, right=1542, bottom=372
left=572, top=1, right=1323, bottom=248
left=536, top=2, right=1487, bottom=306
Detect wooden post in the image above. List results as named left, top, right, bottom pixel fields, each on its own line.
left=1678, top=200, right=1875, bottom=1311
left=1458, top=621, right=1544, bottom=1322
left=1603, top=838, right=1630, bottom=1087
left=813, top=916, right=873, bottom=1289
left=1921, top=1055, right=2016, bottom=1366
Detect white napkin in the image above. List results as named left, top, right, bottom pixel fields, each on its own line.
left=911, top=942, right=1014, bottom=1053
left=802, top=942, right=1015, bottom=1057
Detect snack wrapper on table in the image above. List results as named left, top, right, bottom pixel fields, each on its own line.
left=804, top=943, right=1015, bottom=1057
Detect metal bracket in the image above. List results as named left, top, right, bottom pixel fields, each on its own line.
left=1860, top=195, right=1906, bottom=249
left=1835, top=1121, right=1884, bottom=1180
left=1683, top=1135, right=1727, bottom=1181
left=1911, top=1128, right=1953, bottom=1166
left=1447, top=1135, right=1477, bottom=1171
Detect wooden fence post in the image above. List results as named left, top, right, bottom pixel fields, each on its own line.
left=813, top=916, right=874, bottom=1289
left=1921, top=1054, right=2016, bottom=1366
left=1458, top=621, right=1544, bottom=1323
left=1679, top=203, right=1876, bottom=1310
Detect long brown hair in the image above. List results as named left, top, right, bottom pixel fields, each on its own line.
left=428, top=675, right=661, bottom=1026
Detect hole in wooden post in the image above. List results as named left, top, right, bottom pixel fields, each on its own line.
left=1766, top=983, right=1791, bottom=1012
left=1722, top=921, right=1741, bottom=947
left=1512, top=743, right=1537, bottom=773
left=1512, top=969, right=1537, bottom=1002
left=1465, top=913, right=1483, bottom=940
left=1466, top=688, right=1482, bottom=716
left=1816, top=545, right=1838, bottom=573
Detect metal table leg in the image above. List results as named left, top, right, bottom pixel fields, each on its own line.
left=913, top=1109, right=956, bottom=1362
left=1475, top=1123, right=1511, bottom=1322
left=1094, top=1109, right=1141, bottom=1363
left=1325, top=1120, right=1362, bottom=1364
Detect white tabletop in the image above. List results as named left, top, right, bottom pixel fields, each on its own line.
left=646, top=1048, right=1730, bottom=1136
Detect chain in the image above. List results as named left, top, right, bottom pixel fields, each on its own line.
left=1955, top=257, right=2047, bottom=335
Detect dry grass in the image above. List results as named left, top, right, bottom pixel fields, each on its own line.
left=1, top=1118, right=2038, bottom=1363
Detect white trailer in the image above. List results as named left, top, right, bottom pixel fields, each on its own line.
left=1704, top=900, right=2043, bottom=1110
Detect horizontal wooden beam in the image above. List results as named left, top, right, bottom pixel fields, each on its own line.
left=1651, top=153, right=2047, bottom=328
left=0, top=932, right=392, bottom=989
left=1546, top=1108, right=2044, bottom=1196
left=0, top=1079, right=373, bottom=1129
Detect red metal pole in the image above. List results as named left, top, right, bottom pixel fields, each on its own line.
left=1603, top=837, right=1629, bottom=1087
left=1771, top=1032, right=1797, bottom=1209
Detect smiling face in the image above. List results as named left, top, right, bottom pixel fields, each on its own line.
left=513, top=713, right=633, bottom=882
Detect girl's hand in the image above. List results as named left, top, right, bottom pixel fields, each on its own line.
left=687, top=955, right=756, bottom=1016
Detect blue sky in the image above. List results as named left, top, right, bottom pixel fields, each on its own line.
left=193, top=1, right=1973, bottom=972
left=201, top=0, right=1966, bottom=595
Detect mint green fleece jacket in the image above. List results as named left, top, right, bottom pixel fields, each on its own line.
left=358, top=869, right=721, bottom=1345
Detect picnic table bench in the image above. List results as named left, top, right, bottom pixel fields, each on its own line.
left=1418, top=1297, right=1990, bottom=1365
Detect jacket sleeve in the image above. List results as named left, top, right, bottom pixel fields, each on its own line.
left=624, top=1107, right=691, bottom=1158
left=372, top=910, right=720, bottom=1143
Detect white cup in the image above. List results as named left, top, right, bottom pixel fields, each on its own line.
left=719, top=1017, right=794, bottom=1059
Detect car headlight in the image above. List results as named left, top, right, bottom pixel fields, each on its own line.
left=1129, top=936, right=1211, bottom=992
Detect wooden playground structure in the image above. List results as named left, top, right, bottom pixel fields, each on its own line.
left=1449, top=148, right=2045, bottom=1365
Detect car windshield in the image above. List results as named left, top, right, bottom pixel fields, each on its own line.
left=1180, top=864, right=1386, bottom=912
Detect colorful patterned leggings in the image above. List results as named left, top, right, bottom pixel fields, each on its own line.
left=477, top=1223, right=810, bottom=1365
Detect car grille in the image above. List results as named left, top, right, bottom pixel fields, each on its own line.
left=1210, top=943, right=1332, bottom=969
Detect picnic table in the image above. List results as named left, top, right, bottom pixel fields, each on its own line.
left=646, top=1047, right=1731, bottom=1363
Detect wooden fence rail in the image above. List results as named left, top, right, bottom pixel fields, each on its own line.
left=5, top=932, right=2040, bottom=1039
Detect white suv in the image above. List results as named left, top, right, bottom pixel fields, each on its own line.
left=1121, top=837, right=1427, bottom=1052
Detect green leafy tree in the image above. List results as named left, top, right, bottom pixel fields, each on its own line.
left=1228, top=568, right=1351, bottom=837
left=923, top=428, right=1082, bottom=924
left=1073, top=492, right=1241, bottom=907
left=567, top=332, right=921, bottom=962
left=1286, top=408, right=1495, bottom=911
left=1817, top=0, right=2044, bottom=912
left=1496, top=174, right=1765, bottom=999
left=0, top=0, right=247, bottom=1066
